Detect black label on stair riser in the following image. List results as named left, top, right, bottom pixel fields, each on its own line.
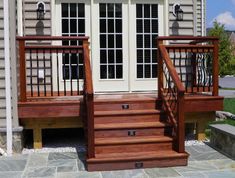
left=135, top=162, right=144, bottom=168
left=128, top=130, right=136, bottom=136
left=122, top=104, right=129, bottom=109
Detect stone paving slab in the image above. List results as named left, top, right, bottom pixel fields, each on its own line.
left=0, top=145, right=235, bottom=178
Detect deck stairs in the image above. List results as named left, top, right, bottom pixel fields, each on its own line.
left=86, top=94, right=188, bottom=171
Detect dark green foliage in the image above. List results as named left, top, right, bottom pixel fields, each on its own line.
left=208, top=21, right=235, bottom=75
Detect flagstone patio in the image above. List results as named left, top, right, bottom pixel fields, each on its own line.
left=0, top=144, right=234, bottom=178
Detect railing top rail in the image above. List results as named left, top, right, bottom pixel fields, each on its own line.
left=159, top=44, right=185, bottom=93
left=157, top=36, right=219, bottom=44
left=164, top=44, right=214, bottom=49
left=25, top=45, right=83, bottom=49
left=16, top=36, right=89, bottom=41
left=157, top=36, right=219, bottom=41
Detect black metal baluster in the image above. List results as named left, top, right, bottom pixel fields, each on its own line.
left=50, top=49, right=53, bottom=96
left=30, top=49, right=33, bottom=97
left=202, top=50, right=207, bottom=92
left=36, top=49, right=40, bottom=96
left=63, top=49, right=66, bottom=96
left=197, top=48, right=200, bottom=92
left=185, top=49, right=189, bottom=93
left=70, top=49, right=73, bottom=96
left=77, top=50, right=79, bottom=95
left=43, top=49, right=46, bottom=96
left=57, top=49, right=60, bottom=96
left=179, top=48, right=183, bottom=82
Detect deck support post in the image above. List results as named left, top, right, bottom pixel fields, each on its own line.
left=33, top=127, right=42, bottom=149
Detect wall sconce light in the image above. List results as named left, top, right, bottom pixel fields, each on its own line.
left=173, top=3, right=183, bottom=21
left=36, top=1, right=46, bottom=20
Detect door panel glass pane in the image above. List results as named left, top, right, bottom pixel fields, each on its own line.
left=108, top=50, right=114, bottom=63
left=62, top=19, right=68, bottom=33
left=144, top=20, right=150, bottom=33
left=108, top=4, right=114, bottom=17
left=136, top=4, right=142, bottom=18
left=62, top=4, right=68, bottom=17
left=136, top=4, right=158, bottom=79
left=137, top=50, right=143, bottom=63
left=61, top=3, right=85, bottom=80
left=100, top=35, right=106, bottom=48
left=99, top=3, right=123, bottom=79
left=137, top=20, right=143, bottom=33
left=115, top=19, right=122, bottom=33
left=137, top=35, right=143, bottom=48
left=144, top=5, right=150, bottom=18
left=100, top=4, right=106, bottom=17
left=108, top=65, right=115, bottom=78
left=152, top=5, right=158, bottom=18
left=116, top=50, right=123, bottom=63
left=100, top=50, right=107, bottom=63
left=100, top=65, right=107, bottom=79
left=108, top=35, right=114, bottom=48
left=70, top=19, right=77, bottom=33
left=108, top=19, right=114, bottom=33
left=70, top=3, right=77, bottom=17
left=115, top=4, right=122, bottom=17
left=116, top=65, right=123, bottom=78
left=100, top=19, right=106, bottom=33
left=78, top=19, right=85, bottom=33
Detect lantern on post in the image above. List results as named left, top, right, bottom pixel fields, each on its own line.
left=173, top=3, right=183, bottom=21
left=36, top=1, right=46, bottom=20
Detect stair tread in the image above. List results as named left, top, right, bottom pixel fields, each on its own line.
left=95, top=109, right=163, bottom=116
left=95, top=121, right=169, bottom=130
left=94, top=94, right=158, bottom=103
left=95, top=135, right=173, bottom=145
left=87, top=150, right=188, bottom=163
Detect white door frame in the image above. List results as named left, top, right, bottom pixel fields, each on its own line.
left=92, top=0, right=129, bottom=92
left=52, top=0, right=91, bottom=92
left=129, top=0, right=164, bottom=91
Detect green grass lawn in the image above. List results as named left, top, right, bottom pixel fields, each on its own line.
left=224, top=98, right=235, bottom=114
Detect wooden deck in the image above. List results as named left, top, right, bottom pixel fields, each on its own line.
left=17, top=36, right=222, bottom=171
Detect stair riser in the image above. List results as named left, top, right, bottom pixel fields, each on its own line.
left=87, top=157, right=188, bottom=171
left=94, top=114, right=164, bottom=124
left=95, top=128, right=172, bottom=138
left=94, top=102, right=157, bottom=111
left=95, top=142, right=173, bottom=154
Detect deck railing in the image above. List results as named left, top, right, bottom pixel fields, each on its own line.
left=157, top=36, right=219, bottom=153
left=17, top=36, right=95, bottom=158
left=17, top=36, right=91, bottom=101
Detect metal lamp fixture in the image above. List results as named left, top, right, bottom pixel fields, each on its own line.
left=173, top=3, right=183, bottom=21
left=36, top=1, right=46, bottom=20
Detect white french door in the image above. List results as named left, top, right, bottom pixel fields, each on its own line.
left=53, top=0, right=91, bottom=92
left=92, top=1, right=129, bottom=92
left=129, top=1, right=164, bottom=91
left=92, top=0, right=164, bottom=92
left=53, top=0, right=165, bottom=93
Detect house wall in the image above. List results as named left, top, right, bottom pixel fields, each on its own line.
left=0, top=0, right=6, bottom=126
left=0, top=0, right=19, bottom=128
left=168, top=0, right=205, bottom=36
left=21, top=0, right=205, bottom=37
left=22, top=0, right=51, bottom=36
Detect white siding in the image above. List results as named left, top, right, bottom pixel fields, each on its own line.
left=23, top=0, right=51, bottom=36
left=168, top=0, right=205, bottom=36
left=0, top=0, right=6, bottom=125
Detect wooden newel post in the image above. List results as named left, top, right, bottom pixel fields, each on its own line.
left=157, top=39, right=163, bottom=100
left=212, top=39, right=219, bottom=96
left=19, top=39, right=27, bottom=102
left=83, top=39, right=95, bottom=159
left=177, top=91, right=185, bottom=153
